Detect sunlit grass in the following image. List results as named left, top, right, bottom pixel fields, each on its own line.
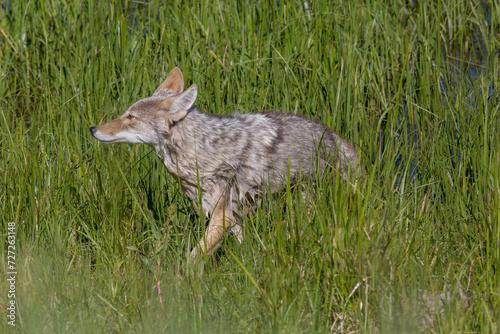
left=1, top=0, right=499, bottom=332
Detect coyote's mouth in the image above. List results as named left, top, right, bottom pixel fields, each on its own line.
left=89, top=126, right=116, bottom=144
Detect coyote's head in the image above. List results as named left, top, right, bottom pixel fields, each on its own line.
left=90, top=67, right=197, bottom=146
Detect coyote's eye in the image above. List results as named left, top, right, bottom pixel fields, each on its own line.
left=126, top=114, right=134, bottom=120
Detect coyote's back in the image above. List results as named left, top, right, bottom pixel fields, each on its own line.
left=90, top=67, right=360, bottom=258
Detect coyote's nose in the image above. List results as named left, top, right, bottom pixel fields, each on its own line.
left=89, top=126, right=97, bottom=135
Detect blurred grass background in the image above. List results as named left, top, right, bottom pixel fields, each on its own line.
left=1, top=0, right=499, bottom=332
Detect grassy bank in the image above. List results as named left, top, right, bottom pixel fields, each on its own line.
left=1, top=0, right=499, bottom=332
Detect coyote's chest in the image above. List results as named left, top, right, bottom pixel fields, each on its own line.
left=157, top=144, right=212, bottom=203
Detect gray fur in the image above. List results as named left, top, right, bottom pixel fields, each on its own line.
left=158, top=108, right=359, bottom=215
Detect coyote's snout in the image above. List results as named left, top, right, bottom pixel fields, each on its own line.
left=90, top=67, right=360, bottom=258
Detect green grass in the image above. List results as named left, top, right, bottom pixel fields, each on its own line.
left=1, top=0, right=499, bottom=332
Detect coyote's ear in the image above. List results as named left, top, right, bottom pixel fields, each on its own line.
left=159, top=84, right=198, bottom=122
left=154, top=67, right=184, bottom=95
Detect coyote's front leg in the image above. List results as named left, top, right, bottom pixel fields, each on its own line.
left=190, top=199, right=235, bottom=258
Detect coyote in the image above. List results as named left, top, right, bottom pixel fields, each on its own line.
left=90, top=67, right=360, bottom=258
